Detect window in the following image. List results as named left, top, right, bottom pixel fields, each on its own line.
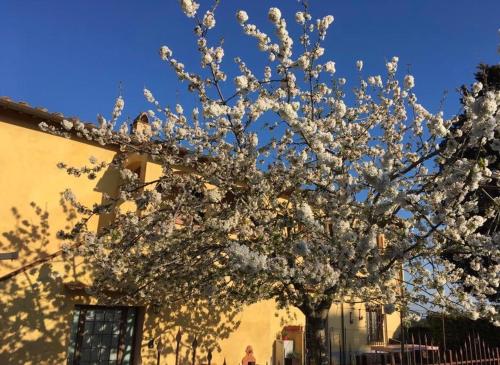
left=67, top=305, right=138, bottom=365
left=366, top=305, right=384, bottom=344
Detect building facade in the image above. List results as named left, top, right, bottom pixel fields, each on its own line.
left=0, top=97, right=401, bottom=365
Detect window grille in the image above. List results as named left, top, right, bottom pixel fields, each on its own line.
left=67, top=305, right=138, bottom=365
left=366, top=305, right=384, bottom=344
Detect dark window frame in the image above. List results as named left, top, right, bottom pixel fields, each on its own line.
left=366, top=304, right=384, bottom=344
left=69, top=305, right=139, bottom=365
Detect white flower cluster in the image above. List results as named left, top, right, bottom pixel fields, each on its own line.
left=159, top=46, right=172, bottom=60
left=228, top=242, right=268, bottom=274
left=143, top=88, right=155, bottom=104
left=386, top=56, right=399, bottom=74
left=203, top=11, right=216, bottom=29
left=61, top=119, right=73, bottom=131
left=270, top=8, right=293, bottom=62
left=236, top=10, right=249, bottom=24
left=179, top=0, right=199, bottom=18
left=404, top=74, right=415, bottom=89
left=234, top=75, right=249, bottom=90
left=268, top=8, right=281, bottom=24
left=324, top=61, right=336, bottom=74
left=112, top=96, right=124, bottom=120
left=317, top=15, right=334, bottom=40
left=367, top=75, right=383, bottom=87
left=295, top=12, right=306, bottom=24
left=296, top=202, right=315, bottom=224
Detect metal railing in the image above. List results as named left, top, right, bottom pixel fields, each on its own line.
left=356, top=333, right=500, bottom=365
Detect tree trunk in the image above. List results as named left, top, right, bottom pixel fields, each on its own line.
left=305, top=306, right=330, bottom=365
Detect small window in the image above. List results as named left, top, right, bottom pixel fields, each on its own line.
left=67, top=305, right=138, bottom=365
left=366, top=305, right=384, bottom=344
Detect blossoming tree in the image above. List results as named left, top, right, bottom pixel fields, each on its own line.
left=45, top=1, right=500, bottom=364
left=440, top=64, right=500, bottom=302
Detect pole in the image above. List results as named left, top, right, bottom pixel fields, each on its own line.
left=442, top=311, right=447, bottom=354
left=399, top=263, right=405, bottom=365
left=156, top=337, right=163, bottom=365
left=340, top=300, right=346, bottom=365
left=400, top=309, right=405, bottom=365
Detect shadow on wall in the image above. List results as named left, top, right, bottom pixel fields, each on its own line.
left=0, top=202, right=87, bottom=364
left=141, top=300, right=242, bottom=365
left=0, top=198, right=243, bottom=364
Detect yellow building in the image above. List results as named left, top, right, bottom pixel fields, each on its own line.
left=0, top=97, right=401, bottom=365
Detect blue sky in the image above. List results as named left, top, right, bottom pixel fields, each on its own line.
left=1, top=0, right=499, bottom=124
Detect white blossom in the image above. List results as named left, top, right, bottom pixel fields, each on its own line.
left=404, top=74, right=415, bottom=89
left=175, top=104, right=184, bottom=114
left=228, top=242, right=268, bottom=273
left=112, top=96, right=125, bottom=119
left=333, top=100, right=347, bottom=118
left=317, top=15, right=334, bottom=40
left=472, top=81, right=483, bottom=94
left=296, top=202, right=315, bottom=224
left=248, top=133, right=258, bottom=148
left=324, top=61, right=336, bottom=74
left=159, top=46, right=172, bottom=60
left=236, top=10, right=249, bottom=24
left=480, top=92, right=498, bottom=115
left=234, top=75, right=249, bottom=90
left=386, top=58, right=398, bottom=73
left=203, top=11, right=216, bottom=29
left=279, top=102, right=298, bottom=122
left=179, top=0, right=199, bottom=18
left=61, top=119, right=73, bottom=131
left=297, top=54, right=310, bottom=70
left=118, top=122, right=128, bottom=136
left=268, top=7, right=282, bottom=24
left=214, top=47, right=224, bottom=63
left=295, top=12, right=306, bottom=24
left=143, top=88, right=155, bottom=103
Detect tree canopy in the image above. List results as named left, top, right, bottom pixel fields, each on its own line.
left=440, top=63, right=500, bottom=302
left=44, top=2, right=500, bottom=364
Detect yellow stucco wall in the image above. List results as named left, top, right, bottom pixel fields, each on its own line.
left=328, top=302, right=401, bottom=365
left=0, top=120, right=115, bottom=273
left=0, top=111, right=400, bottom=365
left=0, top=115, right=118, bottom=364
left=137, top=301, right=304, bottom=365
